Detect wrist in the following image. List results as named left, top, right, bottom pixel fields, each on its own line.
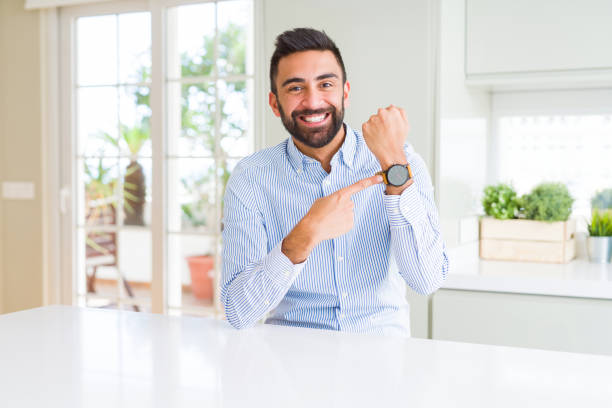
left=281, top=218, right=318, bottom=264
left=385, top=178, right=414, bottom=195
left=378, top=151, right=407, bottom=169
left=294, top=217, right=319, bottom=249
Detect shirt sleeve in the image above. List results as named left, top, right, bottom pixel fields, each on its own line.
left=382, top=146, right=449, bottom=295
left=220, top=165, right=306, bottom=329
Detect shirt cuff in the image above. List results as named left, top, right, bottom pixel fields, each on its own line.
left=263, top=242, right=306, bottom=288
left=383, top=184, right=427, bottom=227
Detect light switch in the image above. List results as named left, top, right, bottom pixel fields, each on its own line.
left=2, top=181, right=36, bottom=200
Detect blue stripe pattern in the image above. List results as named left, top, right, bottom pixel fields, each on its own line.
left=221, top=123, right=448, bottom=336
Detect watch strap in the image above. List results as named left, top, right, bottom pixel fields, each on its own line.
left=375, top=169, right=388, bottom=184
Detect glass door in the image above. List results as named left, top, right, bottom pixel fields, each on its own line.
left=165, top=0, right=254, bottom=315
left=60, top=0, right=255, bottom=316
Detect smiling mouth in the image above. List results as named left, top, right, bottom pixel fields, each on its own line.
left=298, top=112, right=330, bottom=126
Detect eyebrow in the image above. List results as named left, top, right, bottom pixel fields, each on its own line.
left=281, top=73, right=339, bottom=88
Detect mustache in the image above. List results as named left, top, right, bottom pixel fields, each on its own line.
left=291, top=107, right=335, bottom=120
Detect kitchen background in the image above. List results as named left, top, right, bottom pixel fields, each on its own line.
left=1, top=0, right=611, bottom=355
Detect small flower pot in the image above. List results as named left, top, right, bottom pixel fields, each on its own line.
left=587, top=236, right=612, bottom=264
left=186, top=255, right=214, bottom=299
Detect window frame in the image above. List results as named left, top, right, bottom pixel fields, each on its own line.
left=56, top=0, right=263, bottom=315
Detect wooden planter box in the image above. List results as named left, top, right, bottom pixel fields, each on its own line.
left=479, top=217, right=576, bottom=263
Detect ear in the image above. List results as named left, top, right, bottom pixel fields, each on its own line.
left=269, top=92, right=281, bottom=117
left=343, top=81, right=350, bottom=108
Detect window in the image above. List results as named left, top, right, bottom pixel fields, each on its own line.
left=61, top=0, right=256, bottom=316
left=496, top=114, right=612, bottom=220
left=491, top=90, right=612, bottom=226
left=165, top=1, right=254, bottom=314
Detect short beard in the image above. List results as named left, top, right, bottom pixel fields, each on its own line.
left=277, top=99, right=344, bottom=149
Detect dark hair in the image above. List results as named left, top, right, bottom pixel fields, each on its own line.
left=269, top=28, right=346, bottom=95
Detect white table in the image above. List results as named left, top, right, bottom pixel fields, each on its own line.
left=1, top=306, right=611, bottom=408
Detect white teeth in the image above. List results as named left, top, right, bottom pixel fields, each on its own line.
left=302, top=114, right=326, bottom=123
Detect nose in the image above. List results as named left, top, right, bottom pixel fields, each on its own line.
left=300, top=87, right=326, bottom=111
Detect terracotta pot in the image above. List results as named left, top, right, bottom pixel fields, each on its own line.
left=186, top=255, right=214, bottom=300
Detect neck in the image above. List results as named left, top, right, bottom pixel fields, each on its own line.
left=292, top=124, right=346, bottom=173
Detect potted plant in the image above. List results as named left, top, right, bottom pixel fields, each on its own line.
left=587, top=191, right=612, bottom=263
left=180, top=174, right=216, bottom=301
left=99, top=124, right=149, bottom=226
left=480, top=182, right=576, bottom=263
left=185, top=253, right=215, bottom=300
left=98, top=68, right=151, bottom=226
left=120, top=124, right=149, bottom=225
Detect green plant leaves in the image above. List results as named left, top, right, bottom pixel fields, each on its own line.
left=521, top=182, right=574, bottom=222
left=482, top=182, right=574, bottom=222
left=482, top=183, right=520, bottom=220
left=121, top=124, right=149, bottom=156
left=588, top=209, right=612, bottom=236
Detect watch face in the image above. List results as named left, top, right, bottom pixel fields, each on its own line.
left=387, top=165, right=410, bottom=186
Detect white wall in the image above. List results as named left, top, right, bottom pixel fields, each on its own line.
left=261, top=0, right=437, bottom=170
left=437, top=0, right=490, bottom=248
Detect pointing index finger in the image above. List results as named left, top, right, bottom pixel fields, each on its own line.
left=340, top=175, right=384, bottom=196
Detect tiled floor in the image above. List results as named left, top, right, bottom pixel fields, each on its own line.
left=87, top=279, right=214, bottom=312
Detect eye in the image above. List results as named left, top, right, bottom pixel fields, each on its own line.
left=321, top=82, right=333, bottom=88
left=288, top=86, right=302, bottom=92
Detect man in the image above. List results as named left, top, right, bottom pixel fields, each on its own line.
left=221, top=28, right=448, bottom=336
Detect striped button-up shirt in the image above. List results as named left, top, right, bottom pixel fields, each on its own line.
left=221, top=123, right=448, bottom=336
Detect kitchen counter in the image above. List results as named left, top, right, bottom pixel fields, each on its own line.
left=444, top=242, right=612, bottom=299
left=1, top=305, right=612, bottom=407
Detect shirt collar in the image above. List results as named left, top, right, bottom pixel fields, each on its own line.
left=286, top=133, right=308, bottom=173
left=286, top=122, right=357, bottom=173
left=339, top=123, right=356, bottom=169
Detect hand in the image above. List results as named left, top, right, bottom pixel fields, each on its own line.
left=305, top=174, right=384, bottom=242
left=281, top=175, right=383, bottom=263
left=362, top=105, right=410, bottom=168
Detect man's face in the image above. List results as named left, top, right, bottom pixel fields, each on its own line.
left=269, top=50, right=350, bottom=148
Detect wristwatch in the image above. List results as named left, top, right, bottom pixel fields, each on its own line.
left=376, top=164, right=413, bottom=187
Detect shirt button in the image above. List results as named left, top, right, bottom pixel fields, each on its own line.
left=323, top=179, right=330, bottom=186
left=297, top=169, right=302, bottom=174
left=339, top=313, right=345, bottom=319
left=337, top=256, right=344, bottom=262
left=284, top=270, right=290, bottom=277
left=264, top=300, right=270, bottom=306
left=342, top=291, right=348, bottom=298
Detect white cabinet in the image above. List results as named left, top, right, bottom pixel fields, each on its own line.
left=432, top=289, right=612, bottom=356
left=406, top=288, right=432, bottom=339
left=465, top=0, right=612, bottom=86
